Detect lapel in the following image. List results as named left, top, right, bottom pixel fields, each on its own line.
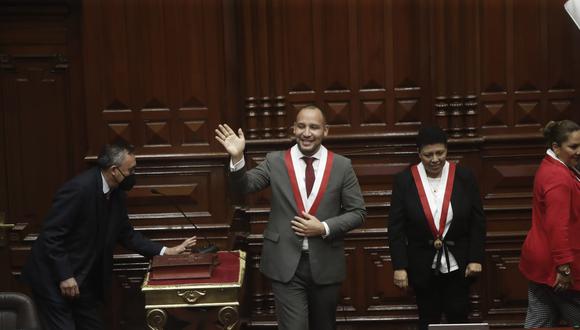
left=448, top=167, right=468, bottom=236
left=95, top=168, right=115, bottom=247
left=104, top=191, right=119, bottom=247
left=544, top=154, right=579, bottom=181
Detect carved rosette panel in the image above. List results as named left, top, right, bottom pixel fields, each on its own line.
left=146, top=308, right=167, bottom=330
left=218, top=306, right=239, bottom=330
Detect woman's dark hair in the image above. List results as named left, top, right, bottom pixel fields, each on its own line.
left=542, top=120, right=580, bottom=149
left=416, top=126, right=448, bottom=150
left=96, top=142, right=135, bottom=169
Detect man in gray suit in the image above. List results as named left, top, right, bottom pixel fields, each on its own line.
left=215, top=105, right=366, bottom=330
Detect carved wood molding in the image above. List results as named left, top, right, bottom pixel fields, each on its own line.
left=0, top=54, right=69, bottom=72
left=0, top=2, right=71, bottom=17
left=244, top=94, right=288, bottom=140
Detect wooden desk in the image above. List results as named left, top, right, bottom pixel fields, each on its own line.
left=141, top=251, right=246, bottom=330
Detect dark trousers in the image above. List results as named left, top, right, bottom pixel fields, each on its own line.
left=270, top=251, right=341, bottom=330
left=32, top=282, right=104, bottom=330
left=414, top=269, right=471, bottom=330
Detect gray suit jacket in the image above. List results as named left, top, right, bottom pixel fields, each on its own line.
left=230, top=149, right=366, bottom=285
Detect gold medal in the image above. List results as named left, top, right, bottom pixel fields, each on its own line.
left=433, top=238, right=443, bottom=250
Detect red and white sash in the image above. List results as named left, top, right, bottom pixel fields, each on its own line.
left=284, top=147, right=334, bottom=215
left=411, top=162, right=456, bottom=241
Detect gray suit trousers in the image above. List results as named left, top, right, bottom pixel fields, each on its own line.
left=271, top=252, right=341, bottom=330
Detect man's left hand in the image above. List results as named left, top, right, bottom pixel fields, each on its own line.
left=465, top=262, right=482, bottom=277
left=291, top=212, right=326, bottom=237
left=164, top=236, right=197, bottom=255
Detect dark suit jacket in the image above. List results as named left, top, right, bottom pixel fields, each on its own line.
left=229, top=149, right=366, bottom=285
left=22, top=167, right=162, bottom=300
left=388, top=165, right=486, bottom=289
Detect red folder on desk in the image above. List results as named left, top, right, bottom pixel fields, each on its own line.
left=150, top=253, right=218, bottom=280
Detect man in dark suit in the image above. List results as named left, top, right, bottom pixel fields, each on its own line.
left=388, top=126, right=486, bottom=330
left=22, top=142, right=197, bottom=330
left=215, top=105, right=366, bottom=330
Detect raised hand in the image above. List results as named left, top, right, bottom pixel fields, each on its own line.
left=215, top=124, right=245, bottom=163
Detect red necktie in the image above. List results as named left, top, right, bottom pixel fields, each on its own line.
left=303, top=157, right=315, bottom=197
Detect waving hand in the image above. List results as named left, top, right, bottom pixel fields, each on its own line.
left=215, top=124, right=245, bottom=163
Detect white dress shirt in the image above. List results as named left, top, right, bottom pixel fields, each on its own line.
left=230, top=145, right=331, bottom=250
left=416, top=162, right=458, bottom=273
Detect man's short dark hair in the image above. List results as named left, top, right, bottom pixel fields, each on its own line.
left=296, top=104, right=327, bottom=125
left=96, top=142, right=135, bottom=169
left=416, top=126, right=448, bottom=150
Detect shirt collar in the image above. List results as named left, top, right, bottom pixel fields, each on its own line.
left=292, top=144, right=325, bottom=160
left=546, top=149, right=567, bottom=167
left=101, top=171, right=111, bottom=195
left=547, top=149, right=580, bottom=181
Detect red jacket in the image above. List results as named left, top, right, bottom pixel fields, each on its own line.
left=519, top=155, right=580, bottom=291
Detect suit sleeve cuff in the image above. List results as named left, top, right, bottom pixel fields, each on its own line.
left=322, top=222, right=330, bottom=238
left=230, top=157, right=245, bottom=172
left=159, top=247, right=167, bottom=256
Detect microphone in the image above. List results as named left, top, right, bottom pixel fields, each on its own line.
left=150, top=188, right=219, bottom=254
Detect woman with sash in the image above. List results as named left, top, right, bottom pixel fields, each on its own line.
left=388, top=126, right=486, bottom=330
left=519, top=120, right=580, bottom=328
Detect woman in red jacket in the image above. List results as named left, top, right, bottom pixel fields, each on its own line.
left=519, top=120, right=580, bottom=328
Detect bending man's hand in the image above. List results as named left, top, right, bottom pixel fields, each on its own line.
left=164, top=236, right=197, bottom=255
left=393, top=269, right=408, bottom=289
left=465, top=262, right=482, bottom=277
left=215, top=124, right=245, bottom=164
left=60, top=277, right=80, bottom=299
left=291, top=212, right=326, bottom=237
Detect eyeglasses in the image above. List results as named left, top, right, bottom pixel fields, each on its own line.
left=115, top=167, right=135, bottom=177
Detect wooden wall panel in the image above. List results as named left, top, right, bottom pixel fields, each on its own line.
left=479, top=0, right=580, bottom=136
left=357, top=0, right=386, bottom=112
left=391, top=0, right=430, bottom=131
left=245, top=0, right=431, bottom=137
left=0, top=1, right=84, bottom=232
left=128, top=165, right=228, bottom=225
left=2, top=0, right=580, bottom=329
left=83, top=0, right=230, bottom=156
left=484, top=235, right=530, bottom=328
left=1, top=57, right=70, bottom=227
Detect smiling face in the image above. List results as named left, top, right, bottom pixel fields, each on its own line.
left=292, top=107, right=328, bottom=156
left=553, top=130, right=580, bottom=168
left=418, top=143, right=448, bottom=178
